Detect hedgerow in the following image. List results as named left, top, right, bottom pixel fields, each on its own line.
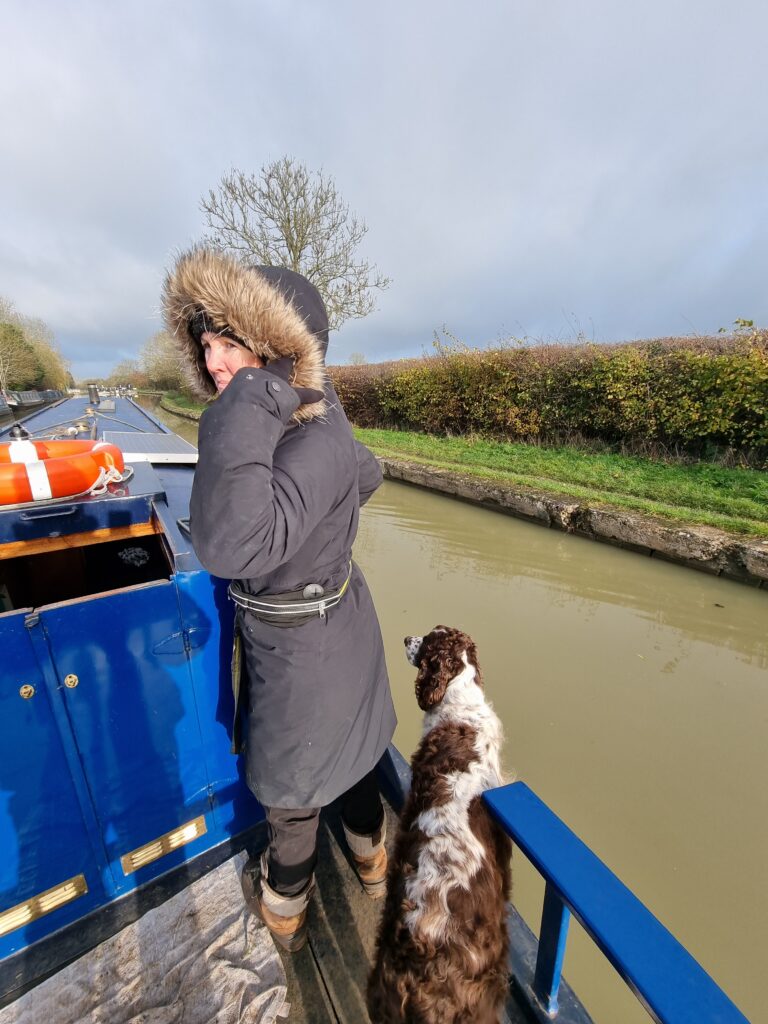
left=328, top=333, right=768, bottom=459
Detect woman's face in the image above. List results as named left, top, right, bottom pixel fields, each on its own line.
left=202, top=331, right=265, bottom=392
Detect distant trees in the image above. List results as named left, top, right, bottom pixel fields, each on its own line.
left=0, top=297, right=70, bottom=391
left=100, top=331, right=184, bottom=394
left=201, top=157, right=390, bottom=331
left=106, top=359, right=147, bottom=389
left=0, top=322, right=40, bottom=392
left=22, top=317, right=70, bottom=390
left=138, top=331, right=184, bottom=391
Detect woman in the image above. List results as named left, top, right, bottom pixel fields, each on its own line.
left=162, top=247, right=396, bottom=951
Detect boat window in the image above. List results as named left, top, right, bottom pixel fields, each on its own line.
left=0, top=532, right=172, bottom=611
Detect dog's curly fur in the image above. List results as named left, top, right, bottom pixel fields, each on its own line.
left=367, top=626, right=512, bottom=1024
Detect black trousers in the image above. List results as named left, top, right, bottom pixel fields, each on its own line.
left=263, top=770, right=384, bottom=897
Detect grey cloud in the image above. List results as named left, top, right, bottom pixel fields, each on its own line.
left=2, top=0, right=766, bottom=377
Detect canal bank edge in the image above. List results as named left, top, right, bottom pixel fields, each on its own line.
left=150, top=396, right=768, bottom=588
left=378, top=457, right=768, bottom=588
left=159, top=395, right=203, bottom=421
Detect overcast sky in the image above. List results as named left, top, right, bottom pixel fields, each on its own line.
left=2, top=0, right=766, bottom=379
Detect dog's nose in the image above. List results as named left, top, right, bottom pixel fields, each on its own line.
left=404, top=636, right=424, bottom=666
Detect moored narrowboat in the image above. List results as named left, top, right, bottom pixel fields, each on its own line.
left=3, top=392, right=44, bottom=410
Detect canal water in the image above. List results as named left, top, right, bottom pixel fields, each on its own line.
left=141, top=398, right=767, bottom=1024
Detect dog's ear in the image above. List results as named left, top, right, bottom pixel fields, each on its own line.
left=415, top=628, right=471, bottom=710
left=440, top=625, right=483, bottom=687
left=415, top=656, right=451, bottom=710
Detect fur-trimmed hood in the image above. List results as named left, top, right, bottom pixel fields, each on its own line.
left=162, top=247, right=327, bottom=422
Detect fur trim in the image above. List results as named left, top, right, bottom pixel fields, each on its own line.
left=161, top=247, right=327, bottom=422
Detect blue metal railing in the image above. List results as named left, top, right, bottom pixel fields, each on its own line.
left=484, top=782, right=749, bottom=1024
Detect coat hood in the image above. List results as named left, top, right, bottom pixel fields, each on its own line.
left=162, top=247, right=327, bottom=421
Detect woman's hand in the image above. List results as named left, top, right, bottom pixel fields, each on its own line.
left=266, top=357, right=325, bottom=406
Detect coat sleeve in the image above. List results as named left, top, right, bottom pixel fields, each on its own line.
left=355, top=440, right=382, bottom=506
left=189, top=367, right=337, bottom=579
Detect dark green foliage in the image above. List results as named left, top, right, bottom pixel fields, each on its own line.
left=330, top=334, right=768, bottom=459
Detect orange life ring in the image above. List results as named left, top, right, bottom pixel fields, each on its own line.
left=0, top=440, right=125, bottom=505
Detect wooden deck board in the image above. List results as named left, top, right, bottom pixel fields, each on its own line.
left=271, top=801, right=393, bottom=1023
left=279, top=947, right=340, bottom=1024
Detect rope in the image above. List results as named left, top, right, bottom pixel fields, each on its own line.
left=88, top=465, right=125, bottom=496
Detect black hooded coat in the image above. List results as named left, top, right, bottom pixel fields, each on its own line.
left=163, top=249, right=396, bottom=808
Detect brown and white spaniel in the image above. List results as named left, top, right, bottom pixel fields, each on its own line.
left=367, top=626, right=512, bottom=1024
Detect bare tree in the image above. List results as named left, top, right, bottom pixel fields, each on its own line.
left=140, top=330, right=185, bottom=391
left=201, top=157, right=391, bottom=331
left=348, top=352, right=368, bottom=365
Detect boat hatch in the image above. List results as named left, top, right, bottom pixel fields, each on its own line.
left=0, top=461, right=172, bottom=610
left=0, top=528, right=171, bottom=610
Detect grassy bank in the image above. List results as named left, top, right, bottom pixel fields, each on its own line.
left=155, top=390, right=768, bottom=537
left=161, top=391, right=206, bottom=419
left=355, top=428, right=768, bottom=538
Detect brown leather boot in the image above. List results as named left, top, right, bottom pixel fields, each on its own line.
left=254, top=900, right=308, bottom=952
left=241, top=854, right=315, bottom=952
left=351, top=845, right=388, bottom=899
left=343, top=820, right=388, bottom=899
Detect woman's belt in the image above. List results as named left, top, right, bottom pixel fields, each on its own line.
left=228, top=562, right=353, bottom=626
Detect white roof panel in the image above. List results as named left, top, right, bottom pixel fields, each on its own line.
left=103, top=431, right=198, bottom=464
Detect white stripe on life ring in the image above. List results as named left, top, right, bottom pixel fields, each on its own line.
left=9, top=441, right=39, bottom=464
left=25, top=461, right=53, bottom=501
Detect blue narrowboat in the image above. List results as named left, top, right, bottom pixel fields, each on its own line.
left=0, top=396, right=750, bottom=1023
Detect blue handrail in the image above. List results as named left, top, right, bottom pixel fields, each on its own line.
left=483, top=782, right=749, bottom=1024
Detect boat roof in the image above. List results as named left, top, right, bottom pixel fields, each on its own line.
left=0, top=397, right=202, bottom=572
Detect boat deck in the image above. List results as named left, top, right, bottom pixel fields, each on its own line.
left=0, top=792, right=534, bottom=1023
left=282, top=799, right=530, bottom=1024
